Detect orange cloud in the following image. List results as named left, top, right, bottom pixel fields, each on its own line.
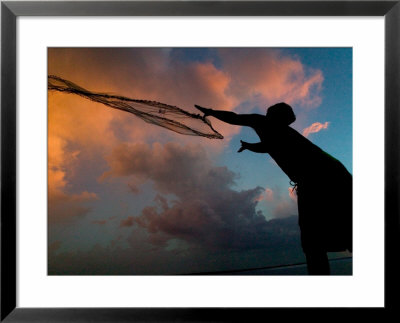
left=47, top=48, right=325, bottom=222
left=48, top=103, right=100, bottom=223
left=48, top=48, right=324, bottom=149
left=302, top=121, right=329, bottom=137
left=48, top=49, right=240, bottom=154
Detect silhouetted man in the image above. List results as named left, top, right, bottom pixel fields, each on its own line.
left=196, top=103, right=352, bottom=275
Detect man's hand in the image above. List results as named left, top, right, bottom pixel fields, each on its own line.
left=195, top=104, right=212, bottom=116
left=238, top=140, right=248, bottom=153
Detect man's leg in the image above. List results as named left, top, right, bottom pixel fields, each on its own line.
left=305, top=251, right=330, bottom=275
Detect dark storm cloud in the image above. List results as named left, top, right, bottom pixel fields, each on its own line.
left=103, top=142, right=299, bottom=251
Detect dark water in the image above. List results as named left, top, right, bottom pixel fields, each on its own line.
left=217, top=258, right=352, bottom=275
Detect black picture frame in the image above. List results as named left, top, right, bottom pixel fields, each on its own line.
left=1, top=1, right=399, bottom=321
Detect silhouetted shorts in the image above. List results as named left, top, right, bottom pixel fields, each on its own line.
left=296, top=162, right=352, bottom=253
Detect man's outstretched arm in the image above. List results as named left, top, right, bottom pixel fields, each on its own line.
left=238, top=140, right=269, bottom=153
left=195, top=105, right=264, bottom=127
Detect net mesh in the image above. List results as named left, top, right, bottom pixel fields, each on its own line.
left=48, top=75, right=223, bottom=139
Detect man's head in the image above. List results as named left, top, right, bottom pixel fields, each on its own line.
left=266, top=102, right=296, bottom=126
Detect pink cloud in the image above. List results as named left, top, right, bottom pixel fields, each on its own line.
left=272, top=188, right=298, bottom=219
left=218, top=48, right=324, bottom=110
left=288, top=187, right=297, bottom=202
left=302, top=121, right=329, bottom=137
left=259, top=187, right=297, bottom=219
left=255, top=188, right=274, bottom=202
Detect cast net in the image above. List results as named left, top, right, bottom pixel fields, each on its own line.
left=48, top=75, right=223, bottom=139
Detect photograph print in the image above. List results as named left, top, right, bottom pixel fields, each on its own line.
left=48, top=47, right=352, bottom=275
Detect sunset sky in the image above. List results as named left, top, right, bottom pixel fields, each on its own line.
left=48, top=48, right=352, bottom=275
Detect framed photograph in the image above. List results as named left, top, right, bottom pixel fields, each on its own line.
left=2, top=0, right=399, bottom=321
